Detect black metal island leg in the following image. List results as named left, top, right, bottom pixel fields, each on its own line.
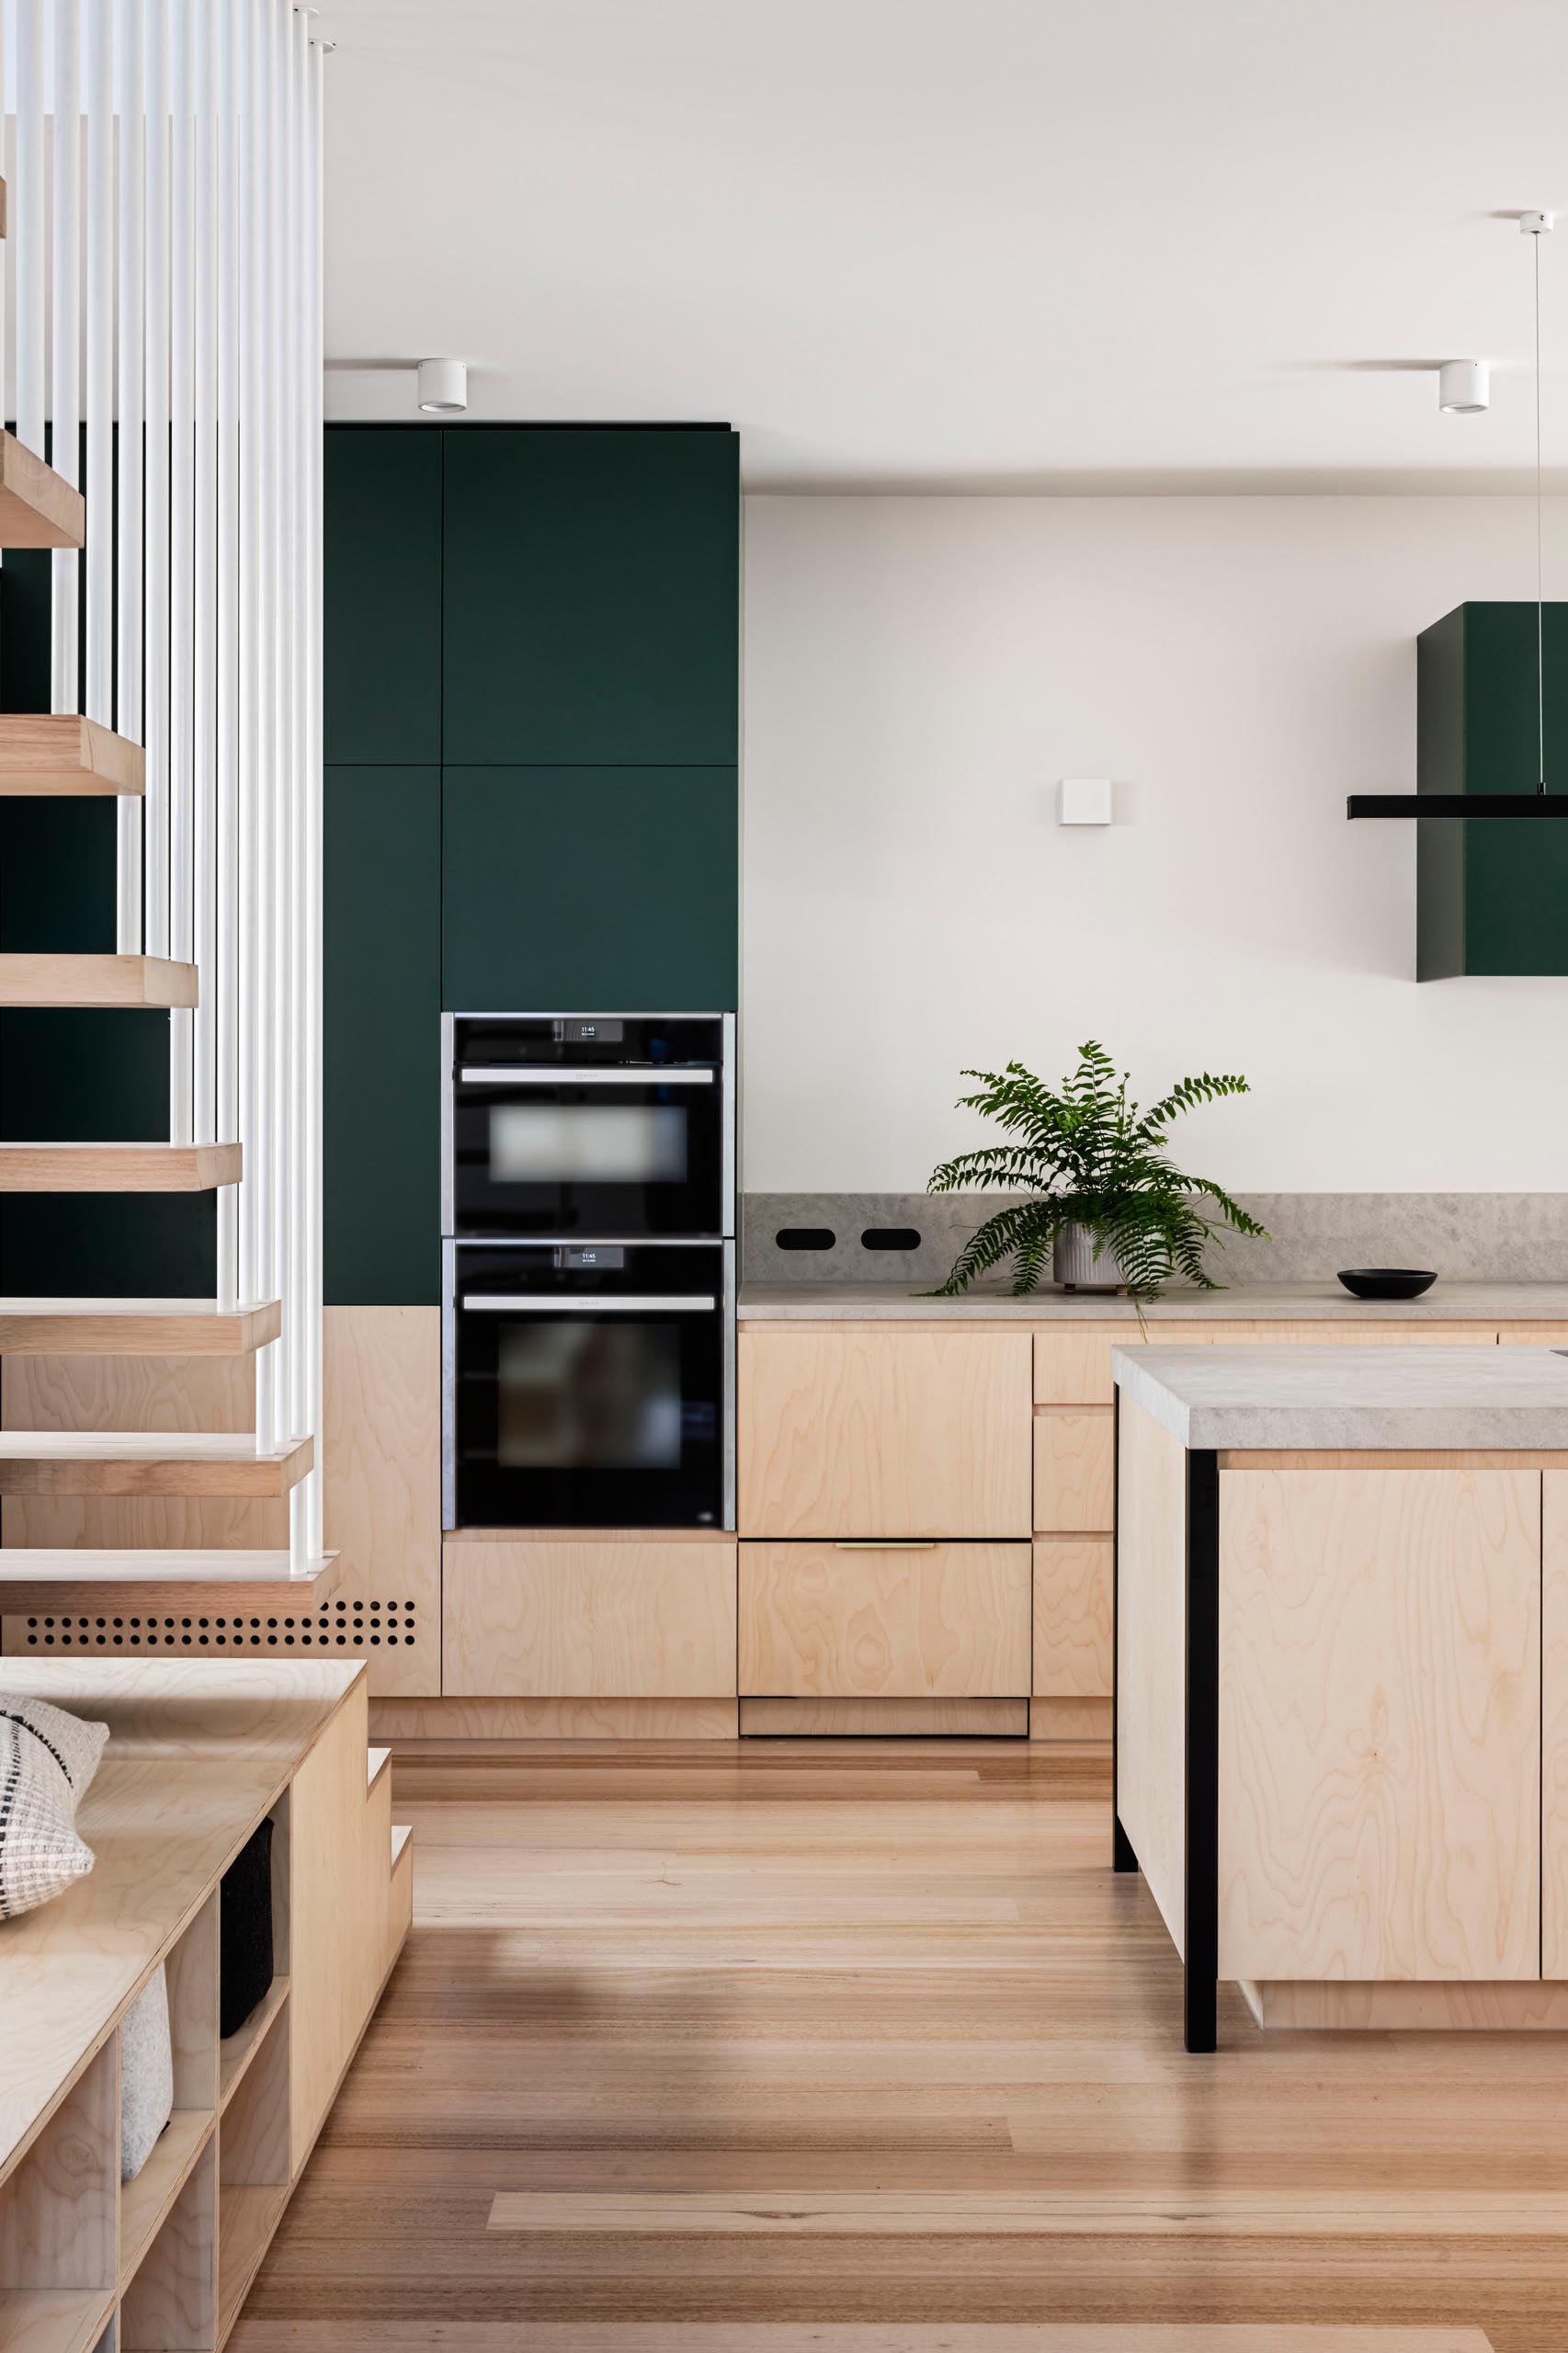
left=1183, top=1449, right=1220, bottom=2053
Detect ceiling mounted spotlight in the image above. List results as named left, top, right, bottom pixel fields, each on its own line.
left=417, top=358, right=467, bottom=414
left=1437, top=358, right=1489, bottom=414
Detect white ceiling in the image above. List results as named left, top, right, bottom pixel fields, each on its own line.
left=319, top=0, right=1568, bottom=491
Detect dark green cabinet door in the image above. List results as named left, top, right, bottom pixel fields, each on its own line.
left=441, top=428, right=739, bottom=766
left=325, top=766, right=441, bottom=1302
left=324, top=429, right=442, bottom=764
left=441, top=767, right=738, bottom=1012
left=1416, top=602, right=1568, bottom=978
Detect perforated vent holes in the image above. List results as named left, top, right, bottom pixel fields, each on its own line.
left=21, top=1597, right=420, bottom=1652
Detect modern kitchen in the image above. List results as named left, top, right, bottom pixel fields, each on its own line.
left=4, top=2, right=1568, bottom=2343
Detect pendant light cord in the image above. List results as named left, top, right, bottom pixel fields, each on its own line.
left=1525, top=230, right=1535, bottom=800
left=1536, top=222, right=1546, bottom=791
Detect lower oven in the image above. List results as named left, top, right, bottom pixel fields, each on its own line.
left=443, top=1238, right=735, bottom=1531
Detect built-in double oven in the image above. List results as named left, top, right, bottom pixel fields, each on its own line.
left=441, top=1015, right=736, bottom=1533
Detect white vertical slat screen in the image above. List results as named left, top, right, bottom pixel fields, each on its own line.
left=5, top=0, right=328, bottom=1570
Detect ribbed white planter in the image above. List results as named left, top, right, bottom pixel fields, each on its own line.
left=1052, top=1222, right=1126, bottom=1292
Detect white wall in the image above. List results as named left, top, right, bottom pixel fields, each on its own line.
left=741, top=494, right=1568, bottom=1192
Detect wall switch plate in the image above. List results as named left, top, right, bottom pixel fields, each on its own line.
left=1057, top=777, right=1113, bottom=825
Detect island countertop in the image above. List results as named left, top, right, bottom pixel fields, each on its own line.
left=1112, top=1341, right=1568, bottom=1451
left=738, top=1279, right=1568, bottom=1324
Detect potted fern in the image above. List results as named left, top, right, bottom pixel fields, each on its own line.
left=926, top=1040, right=1267, bottom=1301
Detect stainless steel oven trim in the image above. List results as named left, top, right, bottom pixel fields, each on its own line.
left=456, top=1066, right=716, bottom=1086
left=449, top=1235, right=722, bottom=1249
left=441, top=1234, right=457, bottom=1529
left=722, top=1236, right=736, bottom=1529
left=720, top=1013, right=736, bottom=1239
left=461, top=1294, right=718, bottom=1313
left=440, top=1012, right=456, bottom=1236
left=451, top=1009, right=733, bottom=1022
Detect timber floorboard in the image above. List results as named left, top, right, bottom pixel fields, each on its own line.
left=228, top=1741, right=1555, bottom=2350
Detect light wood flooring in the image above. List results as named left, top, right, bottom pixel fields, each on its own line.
left=228, top=1738, right=1568, bottom=2351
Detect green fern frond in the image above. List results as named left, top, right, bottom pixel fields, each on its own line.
left=926, top=1043, right=1267, bottom=1302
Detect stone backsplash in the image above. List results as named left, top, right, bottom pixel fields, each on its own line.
left=741, top=1193, right=1568, bottom=1290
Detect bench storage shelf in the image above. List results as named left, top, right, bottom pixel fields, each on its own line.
left=0, top=1659, right=411, bottom=2351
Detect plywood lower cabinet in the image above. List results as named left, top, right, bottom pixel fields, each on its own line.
left=1218, top=1464, right=1541, bottom=1984
left=738, top=1328, right=1033, bottom=1539
left=738, top=1541, right=1031, bottom=1699
left=442, top=1538, right=738, bottom=1698
left=1032, top=1537, right=1112, bottom=1697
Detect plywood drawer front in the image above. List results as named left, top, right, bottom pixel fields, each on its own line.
left=443, top=1540, right=737, bottom=1698
left=1033, top=1409, right=1115, bottom=1532
left=1034, top=1333, right=1117, bottom=1405
left=1033, top=1328, right=1211, bottom=1405
left=739, top=1329, right=1033, bottom=1538
left=738, top=1541, right=1031, bottom=1698
left=1033, top=1537, right=1112, bottom=1697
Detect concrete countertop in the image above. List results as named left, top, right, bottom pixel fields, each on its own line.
left=1111, top=1343, right=1568, bottom=1451
left=736, top=1280, right=1568, bottom=1323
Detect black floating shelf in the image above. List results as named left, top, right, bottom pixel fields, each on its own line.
left=1347, top=793, right=1568, bottom=819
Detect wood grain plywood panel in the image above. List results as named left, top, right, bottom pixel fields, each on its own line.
left=1115, top=1398, right=1188, bottom=1956
left=1541, top=1470, right=1568, bottom=1978
left=1033, top=1409, right=1115, bottom=1532
left=1, top=1354, right=281, bottom=1557
left=1033, top=1538, right=1113, bottom=1698
left=322, top=1305, right=441, bottom=1699
left=1219, top=1468, right=1540, bottom=1984
left=443, top=1542, right=738, bottom=1699
left=0, top=713, right=144, bottom=795
left=739, top=1543, right=1030, bottom=1699
left=739, top=1329, right=1032, bottom=1539
left=0, top=1141, right=237, bottom=1189
left=0, top=954, right=198, bottom=1008
left=740, top=1697, right=1028, bottom=1736
left=0, top=429, right=85, bottom=547
left=1242, top=1978, right=1568, bottom=2030
left=1034, top=1327, right=1214, bottom=1405
left=369, top=1697, right=738, bottom=1740
left=0, top=1298, right=281, bottom=1356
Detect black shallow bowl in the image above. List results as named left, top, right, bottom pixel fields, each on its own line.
left=1335, top=1268, right=1438, bottom=1302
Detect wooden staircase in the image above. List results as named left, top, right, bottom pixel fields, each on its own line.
left=0, top=193, right=333, bottom=1617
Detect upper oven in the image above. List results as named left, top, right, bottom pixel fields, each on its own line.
left=442, top=1012, right=734, bottom=1240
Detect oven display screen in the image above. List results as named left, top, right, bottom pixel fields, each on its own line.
left=497, top=1324, right=684, bottom=1469
left=489, top=1104, right=688, bottom=1185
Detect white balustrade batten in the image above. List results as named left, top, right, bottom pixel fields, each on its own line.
left=85, top=0, right=114, bottom=735
left=9, top=0, right=328, bottom=1565
left=114, top=0, right=146, bottom=952
left=168, top=0, right=195, bottom=1139
left=51, top=0, right=81, bottom=718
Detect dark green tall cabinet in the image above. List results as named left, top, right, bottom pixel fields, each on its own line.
left=1416, top=602, right=1568, bottom=979
left=324, top=422, right=741, bottom=1306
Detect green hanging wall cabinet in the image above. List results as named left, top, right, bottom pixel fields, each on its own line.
left=1399, top=602, right=1568, bottom=980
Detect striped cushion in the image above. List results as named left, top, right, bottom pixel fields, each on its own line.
left=0, top=1697, right=109, bottom=1922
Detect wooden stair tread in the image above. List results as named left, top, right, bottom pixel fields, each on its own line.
left=0, top=429, right=85, bottom=549
left=0, top=952, right=198, bottom=1007
left=0, top=714, right=144, bottom=796
left=0, top=1551, right=339, bottom=1614
left=0, top=1296, right=281, bottom=1353
left=0, top=1430, right=312, bottom=1497
left=391, top=1822, right=413, bottom=1866
left=368, top=1745, right=391, bottom=1790
left=0, top=1142, right=242, bottom=1192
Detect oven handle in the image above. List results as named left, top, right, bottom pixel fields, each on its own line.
left=460, top=1293, right=718, bottom=1313
left=457, top=1066, right=715, bottom=1086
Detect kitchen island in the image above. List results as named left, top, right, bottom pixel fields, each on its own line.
left=1111, top=1344, right=1568, bottom=2051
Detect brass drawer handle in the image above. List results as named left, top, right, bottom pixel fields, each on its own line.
left=832, top=1540, right=938, bottom=1551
